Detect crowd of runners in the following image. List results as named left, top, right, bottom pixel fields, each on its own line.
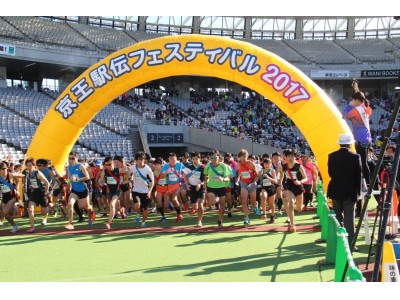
left=0, top=148, right=320, bottom=234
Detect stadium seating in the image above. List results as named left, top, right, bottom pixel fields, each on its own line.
left=284, top=39, right=357, bottom=64
left=0, top=87, right=137, bottom=161
left=69, top=23, right=137, bottom=51
left=336, top=38, right=395, bottom=62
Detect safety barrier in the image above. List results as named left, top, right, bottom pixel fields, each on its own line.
left=316, top=183, right=365, bottom=282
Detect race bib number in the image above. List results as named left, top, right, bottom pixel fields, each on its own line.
left=1, top=184, right=11, bottom=193
left=168, top=174, right=178, bottom=182
left=158, top=178, right=167, bottom=185
left=286, top=171, right=297, bottom=179
left=107, top=177, right=118, bottom=185
left=262, top=179, right=271, bottom=186
left=31, top=178, right=40, bottom=189
left=242, top=171, right=251, bottom=179
left=192, top=171, right=201, bottom=179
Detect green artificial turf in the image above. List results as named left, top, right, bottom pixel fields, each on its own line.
left=1, top=196, right=378, bottom=282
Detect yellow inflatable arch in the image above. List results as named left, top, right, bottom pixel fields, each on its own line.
left=26, top=34, right=352, bottom=189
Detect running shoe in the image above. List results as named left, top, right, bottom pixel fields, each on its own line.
left=227, top=212, right=232, bottom=218
left=168, top=201, right=174, bottom=211
left=120, top=208, right=126, bottom=219
left=101, top=213, right=108, bottom=218
left=114, top=213, right=120, bottom=219
left=141, top=222, right=146, bottom=227
left=26, top=226, right=35, bottom=233
left=135, top=215, right=141, bottom=223
left=41, top=219, right=47, bottom=226
left=196, top=221, right=203, bottom=227
left=277, top=210, right=283, bottom=216
left=183, top=203, right=189, bottom=211
left=261, top=214, right=267, bottom=220
left=159, top=216, right=167, bottom=223
left=253, top=207, right=258, bottom=214
left=151, top=207, right=157, bottom=213
left=244, top=218, right=251, bottom=226
left=88, top=218, right=93, bottom=226
left=105, top=223, right=111, bottom=230
left=10, top=225, right=19, bottom=233
left=189, top=209, right=196, bottom=215
left=64, top=223, right=74, bottom=230
left=217, top=220, right=223, bottom=227
left=175, top=213, right=183, bottom=223
left=309, top=201, right=314, bottom=207
left=269, top=216, right=275, bottom=224
left=255, top=208, right=262, bottom=216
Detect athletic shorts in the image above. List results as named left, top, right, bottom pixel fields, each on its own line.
left=1, top=192, right=14, bottom=205
left=240, top=181, right=257, bottom=194
left=284, top=184, right=303, bottom=197
left=120, top=184, right=129, bottom=192
left=71, top=189, right=88, bottom=199
left=29, top=189, right=48, bottom=207
left=53, top=188, right=62, bottom=198
left=102, top=186, right=107, bottom=196
left=94, top=189, right=102, bottom=199
left=261, top=185, right=277, bottom=197
left=156, top=185, right=168, bottom=195
left=303, top=184, right=312, bottom=194
left=181, top=182, right=187, bottom=191
left=189, top=185, right=205, bottom=203
left=206, top=187, right=226, bottom=198
left=132, top=191, right=150, bottom=210
left=107, top=190, right=122, bottom=201
left=168, top=183, right=180, bottom=195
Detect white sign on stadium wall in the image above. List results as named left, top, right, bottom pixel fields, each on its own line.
left=310, top=70, right=349, bottom=78
left=361, top=69, right=400, bottom=78
left=0, top=43, right=16, bottom=56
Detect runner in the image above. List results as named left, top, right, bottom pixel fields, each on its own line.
left=248, top=154, right=262, bottom=216
left=64, top=152, right=96, bottom=230
left=113, top=156, right=130, bottom=219
left=223, top=154, right=236, bottom=218
left=271, top=152, right=283, bottom=215
left=300, top=154, right=318, bottom=210
left=129, top=152, right=154, bottom=227
left=183, top=152, right=206, bottom=226
left=153, top=157, right=169, bottom=223
left=91, top=160, right=106, bottom=217
left=203, top=150, right=231, bottom=227
left=0, top=161, right=21, bottom=233
left=160, top=152, right=185, bottom=223
left=36, top=159, right=56, bottom=225
left=236, top=149, right=260, bottom=226
left=180, top=152, right=193, bottom=212
left=277, top=149, right=308, bottom=233
left=98, top=156, right=125, bottom=229
left=259, top=158, right=278, bottom=223
left=51, top=165, right=68, bottom=218
left=24, top=158, right=51, bottom=233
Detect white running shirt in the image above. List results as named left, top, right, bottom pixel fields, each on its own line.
left=130, top=164, right=154, bottom=193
